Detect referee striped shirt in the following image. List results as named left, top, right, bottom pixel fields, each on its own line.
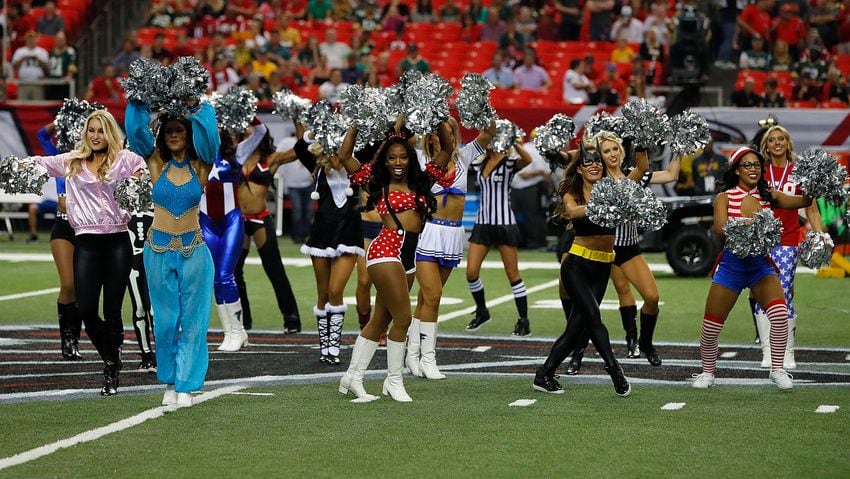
left=472, top=148, right=521, bottom=226
left=614, top=169, right=653, bottom=246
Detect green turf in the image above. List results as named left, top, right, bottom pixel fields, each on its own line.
left=0, top=379, right=848, bottom=477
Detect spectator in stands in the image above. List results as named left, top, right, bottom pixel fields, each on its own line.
left=319, top=28, right=352, bottom=69
left=823, top=68, right=849, bottom=104
left=241, top=72, right=273, bottom=101
left=171, top=31, right=194, bottom=58
left=308, top=0, right=333, bottom=20
left=112, top=38, right=140, bottom=76
left=147, top=0, right=173, bottom=28
left=769, top=39, right=793, bottom=71
left=643, top=0, right=671, bottom=46
left=459, top=11, right=482, bottom=42
left=515, top=7, right=537, bottom=42
left=737, top=0, right=773, bottom=53
left=243, top=18, right=267, bottom=50
left=12, top=30, right=49, bottom=100
left=341, top=52, right=366, bottom=85
left=689, top=138, right=726, bottom=196
left=590, top=63, right=627, bottom=106
left=309, top=54, right=333, bottom=85
left=730, top=77, right=763, bottom=107
left=739, top=35, right=771, bottom=71
left=84, top=63, right=122, bottom=102
left=297, top=36, right=320, bottom=67
left=171, top=0, right=194, bottom=28
left=610, top=35, right=636, bottom=64
left=273, top=59, right=304, bottom=91
left=587, top=0, right=616, bottom=41
left=397, top=44, right=430, bottom=75
left=483, top=51, right=515, bottom=88
left=562, top=58, right=593, bottom=104
left=46, top=31, right=76, bottom=100
left=333, top=0, right=354, bottom=21
left=138, top=43, right=154, bottom=60
left=201, top=31, right=228, bottom=65
left=610, top=5, right=644, bottom=43
left=277, top=14, right=302, bottom=49
left=36, top=1, right=65, bottom=36
left=627, top=56, right=647, bottom=98
left=480, top=10, right=506, bottom=42
left=772, top=3, right=806, bottom=61
left=282, top=0, right=309, bottom=20
left=259, top=0, right=284, bottom=20
left=794, top=46, right=829, bottom=84
left=9, top=2, right=37, bottom=52
left=713, top=0, right=741, bottom=69
left=762, top=77, right=787, bottom=107
left=553, top=0, right=580, bottom=41
left=373, top=51, right=397, bottom=84
left=439, top=0, right=461, bottom=21
left=216, top=5, right=251, bottom=37
left=209, top=53, right=241, bottom=93
left=792, top=71, right=823, bottom=103
left=466, top=0, right=488, bottom=23
left=535, top=6, right=560, bottom=42
left=151, top=33, right=173, bottom=65
left=513, top=48, right=551, bottom=91
left=231, top=35, right=255, bottom=71
left=639, top=27, right=664, bottom=84
left=354, top=0, right=383, bottom=31
left=511, top=137, right=551, bottom=250
left=411, top=0, right=435, bottom=23
left=265, top=29, right=293, bottom=62
left=229, top=0, right=258, bottom=17
left=251, top=48, right=279, bottom=79
left=498, top=20, right=526, bottom=58
left=809, top=0, right=841, bottom=51
left=319, top=68, right=349, bottom=105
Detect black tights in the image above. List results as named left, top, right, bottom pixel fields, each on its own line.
left=235, top=216, right=299, bottom=327
left=542, top=254, right=617, bottom=375
left=74, top=233, right=131, bottom=362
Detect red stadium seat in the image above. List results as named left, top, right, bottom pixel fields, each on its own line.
left=37, top=35, right=56, bottom=51
left=820, top=100, right=849, bottom=109
left=298, top=84, right=320, bottom=101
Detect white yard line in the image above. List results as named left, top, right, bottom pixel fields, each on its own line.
left=438, top=279, right=561, bottom=323
left=0, top=288, right=59, bottom=302
left=0, top=385, right=244, bottom=471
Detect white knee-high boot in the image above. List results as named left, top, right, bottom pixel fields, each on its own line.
left=220, top=301, right=248, bottom=352
left=339, top=335, right=380, bottom=403
left=406, top=317, right=422, bottom=377
left=418, top=320, right=446, bottom=380
left=326, top=303, right=346, bottom=365
left=755, top=310, right=771, bottom=368
left=784, top=315, right=796, bottom=369
left=314, top=306, right=329, bottom=362
left=216, top=303, right=232, bottom=352
left=383, top=338, right=413, bottom=402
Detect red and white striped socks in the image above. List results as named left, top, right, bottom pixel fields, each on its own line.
left=765, top=300, right=789, bottom=372
left=699, top=314, right=725, bottom=375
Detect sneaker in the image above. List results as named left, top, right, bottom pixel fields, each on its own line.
left=466, top=309, right=491, bottom=331
left=604, top=363, right=631, bottom=397
left=283, top=313, right=301, bottom=334
left=769, top=369, right=793, bottom=390
left=691, top=372, right=715, bottom=389
left=512, top=317, right=530, bottom=336
left=532, top=369, right=564, bottom=394
left=162, top=385, right=177, bottom=408
left=137, top=352, right=157, bottom=372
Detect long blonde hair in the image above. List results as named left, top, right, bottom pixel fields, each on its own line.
left=759, top=125, right=795, bottom=163
left=66, top=110, right=124, bottom=182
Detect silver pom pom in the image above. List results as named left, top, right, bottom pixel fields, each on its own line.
left=585, top=177, right=666, bottom=230
left=668, top=110, right=710, bottom=158
left=339, top=85, right=392, bottom=151
left=491, top=119, right=523, bottom=154
left=723, top=209, right=783, bottom=257
left=310, top=191, right=320, bottom=200
left=113, top=169, right=153, bottom=213
left=533, top=114, right=575, bottom=155
left=385, top=70, right=424, bottom=119
left=798, top=230, right=834, bottom=269
left=122, top=57, right=210, bottom=117
left=583, top=112, right=625, bottom=139
left=586, top=177, right=626, bottom=228
left=53, top=98, right=106, bottom=153
left=635, top=187, right=668, bottom=232
left=619, top=98, right=671, bottom=149
left=272, top=90, right=312, bottom=123
left=304, top=100, right=349, bottom=155
left=211, top=87, right=258, bottom=133
left=793, top=148, right=850, bottom=205
left=345, top=187, right=354, bottom=197
left=121, top=57, right=161, bottom=104
left=404, top=74, right=453, bottom=134
left=0, top=155, right=49, bottom=195
left=456, top=73, right=496, bottom=130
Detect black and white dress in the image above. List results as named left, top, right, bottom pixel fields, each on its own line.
left=469, top=151, right=525, bottom=246
left=295, top=139, right=364, bottom=257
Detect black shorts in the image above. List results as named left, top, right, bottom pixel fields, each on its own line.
left=613, top=243, right=642, bottom=267
left=469, top=224, right=521, bottom=247
left=50, top=217, right=75, bottom=244
left=361, top=220, right=383, bottom=241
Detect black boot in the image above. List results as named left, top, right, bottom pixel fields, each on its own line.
left=138, top=351, right=157, bottom=372
left=604, top=362, right=631, bottom=397
left=532, top=367, right=564, bottom=394
left=284, top=312, right=301, bottom=334
left=98, top=332, right=124, bottom=396
left=565, top=346, right=585, bottom=375
left=68, top=303, right=83, bottom=360
left=466, top=308, right=491, bottom=331
left=639, top=311, right=662, bottom=367
left=101, top=360, right=120, bottom=396
left=59, top=303, right=82, bottom=360
left=620, top=305, right=639, bottom=358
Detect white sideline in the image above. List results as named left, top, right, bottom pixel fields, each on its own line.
left=0, top=385, right=244, bottom=471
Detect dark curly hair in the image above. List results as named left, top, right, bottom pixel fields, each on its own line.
left=363, top=137, right=436, bottom=222
left=155, top=114, right=197, bottom=162
left=717, top=148, right=777, bottom=208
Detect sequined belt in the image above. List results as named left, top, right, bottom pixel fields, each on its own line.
left=146, top=228, right=205, bottom=257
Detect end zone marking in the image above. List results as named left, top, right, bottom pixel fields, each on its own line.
left=661, top=402, right=686, bottom=410
left=472, top=346, right=491, bottom=353
left=0, top=385, right=244, bottom=471
left=720, top=352, right=738, bottom=359
left=815, top=405, right=840, bottom=414
left=509, top=399, right=537, bottom=407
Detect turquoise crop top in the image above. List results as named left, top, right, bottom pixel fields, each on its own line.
left=152, top=160, right=202, bottom=218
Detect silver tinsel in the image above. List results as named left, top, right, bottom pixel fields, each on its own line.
left=385, top=70, right=424, bottom=118
left=404, top=74, right=453, bottom=134
left=798, top=230, right=834, bottom=269
left=533, top=114, right=575, bottom=155
left=636, top=188, right=668, bottom=232
left=121, top=57, right=160, bottom=104
left=723, top=209, right=783, bottom=257
left=304, top=100, right=349, bottom=155
left=53, top=98, right=106, bottom=153
left=793, top=148, right=849, bottom=205
left=619, top=98, right=671, bottom=149
left=339, top=85, right=392, bottom=150
left=272, top=90, right=312, bottom=123
left=491, top=119, right=524, bottom=153
left=456, top=73, right=495, bottom=130
left=211, top=87, right=257, bottom=134
left=585, top=177, right=668, bottom=230
left=121, top=57, right=210, bottom=117
left=583, top=111, right=625, bottom=139
left=113, top=169, right=153, bottom=213
left=668, top=110, right=710, bottom=158
left=0, top=155, right=49, bottom=195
